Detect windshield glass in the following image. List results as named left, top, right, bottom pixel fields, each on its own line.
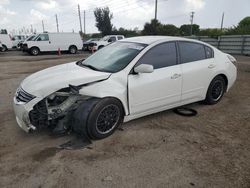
left=27, top=35, right=36, bottom=41
left=80, top=42, right=147, bottom=73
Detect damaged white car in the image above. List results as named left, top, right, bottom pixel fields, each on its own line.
left=13, top=36, right=237, bottom=139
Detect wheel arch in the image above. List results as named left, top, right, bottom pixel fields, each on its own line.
left=30, top=46, right=40, bottom=51
left=69, top=44, right=77, bottom=50
left=215, top=73, right=228, bottom=91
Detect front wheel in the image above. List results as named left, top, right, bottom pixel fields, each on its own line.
left=30, top=47, right=40, bottom=56
left=204, top=76, right=226, bottom=105
left=73, top=98, right=124, bottom=139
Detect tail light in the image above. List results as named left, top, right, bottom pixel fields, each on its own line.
left=227, top=55, right=237, bottom=67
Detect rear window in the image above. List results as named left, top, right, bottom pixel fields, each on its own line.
left=178, top=41, right=206, bottom=64
left=205, top=46, right=214, bottom=58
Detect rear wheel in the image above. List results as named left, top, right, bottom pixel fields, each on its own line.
left=30, top=47, right=40, bottom=56
left=73, top=98, right=124, bottom=139
left=204, top=76, right=226, bottom=105
left=1, top=45, right=7, bottom=52
left=69, top=45, right=77, bottom=54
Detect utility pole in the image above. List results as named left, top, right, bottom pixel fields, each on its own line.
left=42, top=20, right=45, bottom=32
left=220, top=12, right=224, bottom=31
left=155, top=0, right=158, bottom=20
left=55, top=14, right=59, bottom=33
left=30, top=24, right=33, bottom=33
left=190, top=11, right=195, bottom=36
left=78, top=4, right=83, bottom=33
left=84, top=10, right=86, bottom=34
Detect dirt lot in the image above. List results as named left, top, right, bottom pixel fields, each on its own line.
left=0, top=51, right=249, bottom=188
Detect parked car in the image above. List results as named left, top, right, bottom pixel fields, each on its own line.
left=0, top=34, right=13, bottom=51
left=22, top=32, right=82, bottom=55
left=13, top=36, right=237, bottom=139
left=82, top=38, right=100, bottom=51
left=89, top=35, right=125, bottom=51
left=19, top=34, right=37, bottom=49
left=12, top=35, right=27, bottom=48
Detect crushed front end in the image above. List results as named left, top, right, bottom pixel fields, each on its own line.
left=13, top=86, right=88, bottom=133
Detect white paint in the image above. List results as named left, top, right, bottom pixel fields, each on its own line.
left=13, top=36, right=237, bottom=132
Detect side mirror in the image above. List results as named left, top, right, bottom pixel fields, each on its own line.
left=134, top=64, right=154, bottom=74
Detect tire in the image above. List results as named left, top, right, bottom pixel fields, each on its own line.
left=30, top=47, right=40, bottom=56
left=173, top=107, right=197, bottom=116
left=73, top=97, right=124, bottom=139
left=1, top=45, right=7, bottom=52
left=204, top=75, right=226, bottom=105
left=69, top=45, right=77, bottom=54
left=98, top=45, right=104, bottom=50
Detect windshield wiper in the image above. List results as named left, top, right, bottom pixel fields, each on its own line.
left=81, top=64, right=100, bottom=71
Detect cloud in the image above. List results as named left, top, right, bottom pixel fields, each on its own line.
left=185, top=0, right=205, bottom=11
left=0, top=0, right=10, bottom=5
left=30, top=9, right=48, bottom=22
left=36, top=0, right=58, bottom=10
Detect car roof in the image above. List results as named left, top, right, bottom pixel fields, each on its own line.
left=121, top=36, right=200, bottom=45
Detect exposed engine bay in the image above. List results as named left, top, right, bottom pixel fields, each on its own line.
left=29, top=87, right=90, bottom=134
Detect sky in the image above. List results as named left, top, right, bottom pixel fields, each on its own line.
left=0, top=0, right=250, bottom=35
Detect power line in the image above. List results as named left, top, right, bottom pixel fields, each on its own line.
left=84, top=10, right=86, bottom=34
left=155, top=0, right=158, bottom=20
left=220, top=12, right=224, bottom=31
left=78, top=4, right=83, bottom=33
left=42, top=20, right=45, bottom=32
left=55, top=14, right=59, bottom=32
left=190, top=11, right=195, bottom=36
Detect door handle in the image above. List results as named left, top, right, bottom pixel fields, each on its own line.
left=171, top=73, right=181, bottom=79
left=208, top=64, right=216, bottom=69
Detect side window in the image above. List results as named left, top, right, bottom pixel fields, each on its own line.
left=178, top=41, right=206, bottom=63
left=205, top=46, right=214, bottom=58
left=110, top=37, right=116, bottom=42
left=137, top=42, right=177, bottom=69
left=117, top=36, right=123, bottom=40
left=37, top=34, right=49, bottom=41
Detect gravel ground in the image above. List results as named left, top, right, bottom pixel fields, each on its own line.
left=0, top=51, right=249, bottom=188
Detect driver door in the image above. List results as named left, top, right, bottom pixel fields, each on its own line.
left=128, top=42, right=182, bottom=115
left=36, top=34, right=50, bottom=51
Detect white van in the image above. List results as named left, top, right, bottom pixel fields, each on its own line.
left=0, top=34, right=13, bottom=51
left=23, top=32, right=82, bottom=55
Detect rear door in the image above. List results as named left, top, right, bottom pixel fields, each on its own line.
left=128, top=42, right=182, bottom=115
left=178, top=41, right=215, bottom=102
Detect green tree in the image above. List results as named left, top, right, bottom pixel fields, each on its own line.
left=238, top=17, right=250, bottom=28
left=112, top=27, right=140, bottom=37
left=235, top=17, right=250, bottom=34
left=180, top=24, right=200, bottom=36
left=158, top=24, right=179, bottom=36
left=94, top=7, right=113, bottom=36
left=199, top=28, right=224, bottom=37
left=142, top=19, right=161, bottom=35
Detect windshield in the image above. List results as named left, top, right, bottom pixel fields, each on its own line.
left=26, top=35, right=36, bottom=41
left=79, top=42, right=147, bottom=73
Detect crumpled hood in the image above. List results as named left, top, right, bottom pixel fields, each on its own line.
left=21, top=62, right=111, bottom=97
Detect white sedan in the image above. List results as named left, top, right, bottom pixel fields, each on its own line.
left=13, top=36, right=237, bottom=139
